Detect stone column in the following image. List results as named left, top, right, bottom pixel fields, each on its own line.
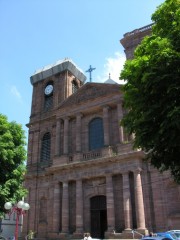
left=103, top=106, right=110, bottom=146
left=122, top=172, right=132, bottom=230
left=106, top=175, right=115, bottom=232
left=61, top=182, right=69, bottom=233
left=63, top=118, right=69, bottom=154
left=134, top=169, right=146, bottom=229
left=117, top=103, right=124, bottom=143
left=76, top=113, right=82, bottom=152
left=75, top=179, right=83, bottom=233
left=55, top=119, right=61, bottom=156
left=53, top=183, right=60, bottom=233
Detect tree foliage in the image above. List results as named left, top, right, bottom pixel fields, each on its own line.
left=0, top=114, right=27, bottom=216
left=120, top=0, right=180, bottom=183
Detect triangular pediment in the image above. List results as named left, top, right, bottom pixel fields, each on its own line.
left=59, top=82, right=122, bottom=108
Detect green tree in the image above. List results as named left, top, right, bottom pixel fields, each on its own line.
left=0, top=114, right=27, bottom=217
left=120, top=0, right=180, bottom=183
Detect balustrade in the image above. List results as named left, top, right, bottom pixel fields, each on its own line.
left=83, top=150, right=101, bottom=160
left=124, top=23, right=153, bottom=37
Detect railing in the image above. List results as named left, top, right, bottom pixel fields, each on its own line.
left=124, top=23, right=153, bottom=37
left=83, top=150, right=102, bottom=160
left=132, top=229, right=144, bottom=239
left=53, top=142, right=135, bottom=166
left=82, top=143, right=133, bottom=161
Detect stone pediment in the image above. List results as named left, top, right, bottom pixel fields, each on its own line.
left=60, top=82, right=121, bottom=108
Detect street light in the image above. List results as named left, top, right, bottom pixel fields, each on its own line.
left=4, top=201, right=30, bottom=240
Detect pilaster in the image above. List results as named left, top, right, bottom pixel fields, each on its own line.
left=73, top=179, right=84, bottom=237
left=63, top=117, right=69, bottom=154
left=61, top=182, right=69, bottom=233
left=103, top=106, right=110, bottom=146
left=55, top=118, right=61, bottom=156
left=105, top=175, right=115, bottom=233
left=117, top=102, right=124, bottom=143
left=76, top=113, right=83, bottom=152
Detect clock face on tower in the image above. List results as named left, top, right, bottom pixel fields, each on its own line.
left=44, top=84, right=53, bottom=95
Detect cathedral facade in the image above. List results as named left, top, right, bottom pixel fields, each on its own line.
left=23, top=25, right=180, bottom=239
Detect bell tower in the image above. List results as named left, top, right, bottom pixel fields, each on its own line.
left=29, top=58, right=86, bottom=121
left=120, top=23, right=153, bottom=59
left=27, top=58, right=86, bottom=171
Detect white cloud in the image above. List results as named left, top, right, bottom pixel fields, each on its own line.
left=10, top=85, right=22, bottom=102
left=96, top=52, right=126, bottom=84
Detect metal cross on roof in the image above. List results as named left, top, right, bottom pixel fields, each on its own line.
left=86, top=65, right=96, bottom=82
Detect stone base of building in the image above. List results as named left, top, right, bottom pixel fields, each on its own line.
left=47, top=232, right=59, bottom=239
left=105, top=231, right=121, bottom=239
left=121, top=228, right=149, bottom=239
left=58, top=232, right=69, bottom=239
left=72, top=232, right=84, bottom=239
left=104, top=229, right=149, bottom=239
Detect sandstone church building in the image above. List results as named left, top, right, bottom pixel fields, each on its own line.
left=23, top=24, right=180, bottom=239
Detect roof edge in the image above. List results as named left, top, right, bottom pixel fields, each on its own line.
left=30, top=58, right=87, bottom=85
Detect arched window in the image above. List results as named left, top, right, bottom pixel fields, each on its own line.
left=89, top=118, right=104, bottom=151
left=72, top=79, right=78, bottom=93
left=41, top=132, right=51, bottom=161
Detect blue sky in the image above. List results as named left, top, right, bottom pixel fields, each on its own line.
left=0, top=0, right=164, bottom=142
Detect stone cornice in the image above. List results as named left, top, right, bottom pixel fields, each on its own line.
left=25, top=150, right=144, bottom=181
left=30, top=58, right=86, bottom=85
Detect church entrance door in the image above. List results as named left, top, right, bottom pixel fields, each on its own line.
left=90, top=196, right=107, bottom=239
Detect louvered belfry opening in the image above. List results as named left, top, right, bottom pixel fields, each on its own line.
left=41, top=132, right=51, bottom=162
left=44, top=95, right=53, bottom=111
left=72, top=79, right=78, bottom=93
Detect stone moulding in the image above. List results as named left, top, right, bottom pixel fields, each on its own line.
left=30, top=58, right=86, bottom=85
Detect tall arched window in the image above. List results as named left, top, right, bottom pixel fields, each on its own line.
left=41, top=132, right=51, bottom=161
left=89, top=118, right=104, bottom=151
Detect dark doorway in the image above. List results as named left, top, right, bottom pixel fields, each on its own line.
left=90, top=196, right=107, bottom=239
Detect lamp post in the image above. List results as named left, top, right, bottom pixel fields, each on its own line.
left=4, top=201, right=30, bottom=240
